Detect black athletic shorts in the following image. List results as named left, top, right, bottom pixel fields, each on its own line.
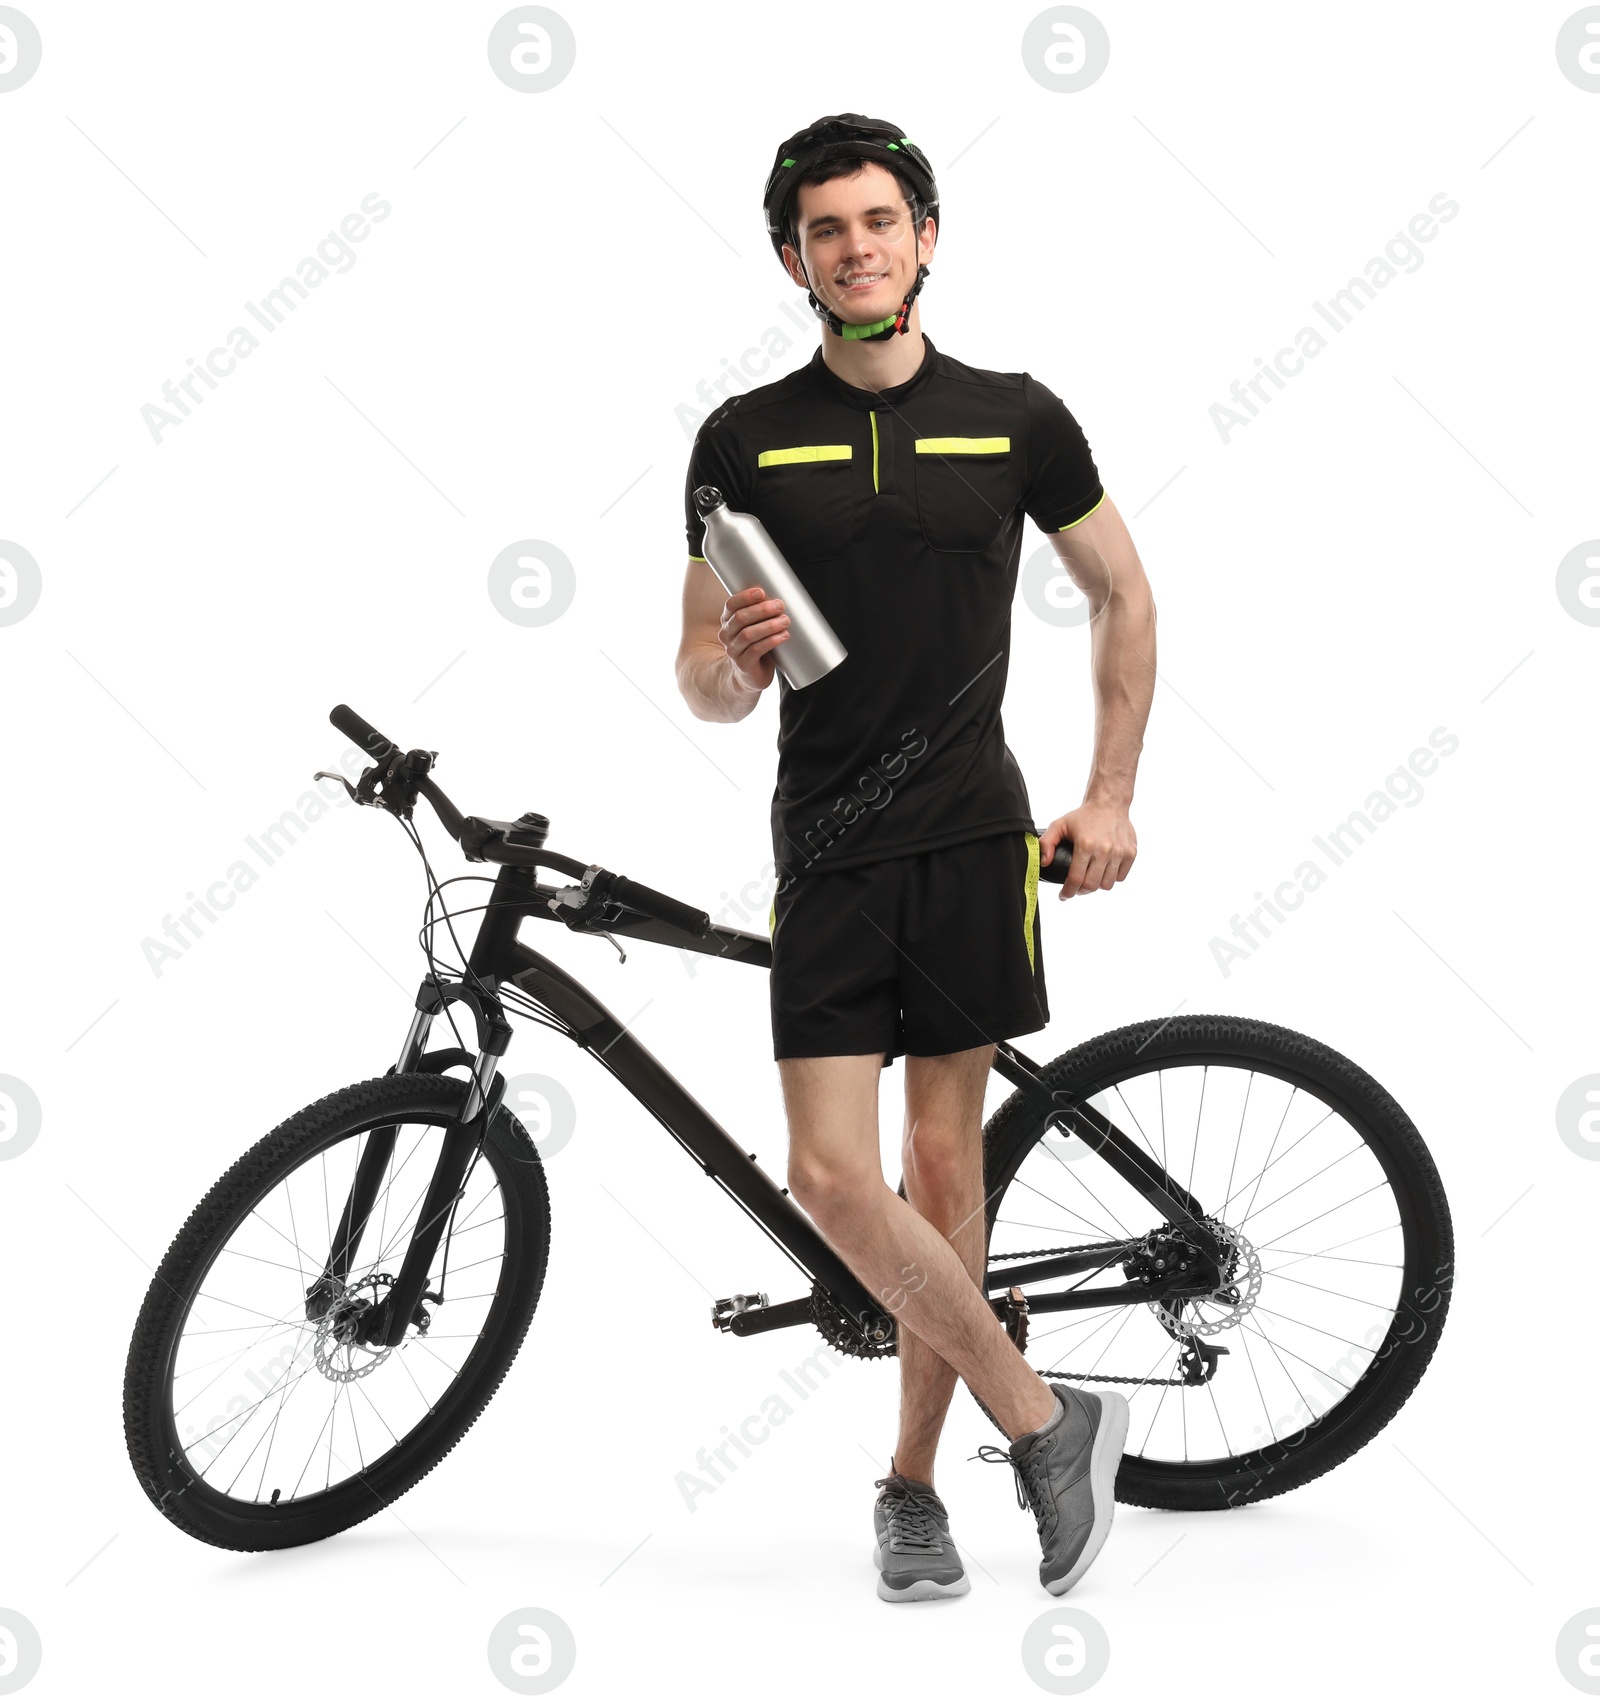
left=768, top=829, right=1049, bottom=1065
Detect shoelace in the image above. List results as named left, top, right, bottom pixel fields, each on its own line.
left=971, top=1441, right=1053, bottom=1537
left=874, top=1471, right=946, bottom=1555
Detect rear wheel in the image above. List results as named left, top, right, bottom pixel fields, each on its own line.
left=979, top=1017, right=1453, bottom=1510
left=123, top=1070, right=550, bottom=1550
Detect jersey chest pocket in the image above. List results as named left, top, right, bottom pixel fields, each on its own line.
left=913, top=437, right=1018, bottom=553
left=753, top=444, right=867, bottom=564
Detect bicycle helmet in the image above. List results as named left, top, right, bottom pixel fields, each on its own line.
left=762, top=114, right=939, bottom=342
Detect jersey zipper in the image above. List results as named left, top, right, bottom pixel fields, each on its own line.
left=870, top=411, right=880, bottom=494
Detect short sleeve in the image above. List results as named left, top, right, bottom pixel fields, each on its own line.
left=1021, top=374, right=1104, bottom=532
left=684, top=398, right=752, bottom=559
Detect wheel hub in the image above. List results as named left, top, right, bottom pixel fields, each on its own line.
left=1141, top=1218, right=1262, bottom=1339
left=313, top=1273, right=398, bottom=1382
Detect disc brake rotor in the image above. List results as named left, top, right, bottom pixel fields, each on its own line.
left=314, top=1272, right=398, bottom=1382
left=1153, top=1221, right=1263, bottom=1339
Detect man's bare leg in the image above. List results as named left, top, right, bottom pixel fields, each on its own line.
left=778, top=1052, right=1056, bottom=1440
left=887, top=1044, right=993, bottom=1487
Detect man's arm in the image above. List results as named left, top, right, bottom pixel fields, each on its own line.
left=675, top=557, right=792, bottom=722
left=1038, top=494, right=1157, bottom=900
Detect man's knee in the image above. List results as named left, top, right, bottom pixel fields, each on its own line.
left=787, top=1153, right=881, bottom=1224
left=901, top=1122, right=980, bottom=1201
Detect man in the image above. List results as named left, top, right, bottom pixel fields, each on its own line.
left=675, top=115, right=1156, bottom=1601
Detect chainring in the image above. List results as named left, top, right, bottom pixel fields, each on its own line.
left=808, top=1281, right=1031, bottom=1359
left=809, top=1283, right=898, bottom=1360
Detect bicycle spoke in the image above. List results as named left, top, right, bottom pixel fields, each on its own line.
left=1035, top=1141, right=1134, bottom=1239
left=1252, top=1180, right=1392, bottom=1253
left=1261, top=1267, right=1399, bottom=1309
left=1007, top=1174, right=1119, bottom=1242
left=1237, top=1141, right=1368, bottom=1230
left=1238, top=1318, right=1353, bottom=1391
left=1250, top=1302, right=1372, bottom=1353
left=1219, top=1070, right=1255, bottom=1218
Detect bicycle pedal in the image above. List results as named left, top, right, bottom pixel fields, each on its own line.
left=711, top=1292, right=768, bottom=1330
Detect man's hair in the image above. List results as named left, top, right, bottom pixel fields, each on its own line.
left=784, top=155, right=928, bottom=253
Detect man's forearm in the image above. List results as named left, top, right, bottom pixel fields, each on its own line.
left=1083, top=590, right=1156, bottom=808
left=677, top=643, right=766, bottom=722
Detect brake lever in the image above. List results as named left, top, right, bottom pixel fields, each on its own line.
left=313, top=768, right=362, bottom=803
left=547, top=868, right=628, bottom=962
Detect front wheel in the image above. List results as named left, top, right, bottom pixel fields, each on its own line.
left=979, top=1016, right=1454, bottom=1511
left=123, top=1071, right=551, bottom=1550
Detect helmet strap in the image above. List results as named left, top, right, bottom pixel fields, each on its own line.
left=801, top=260, right=930, bottom=342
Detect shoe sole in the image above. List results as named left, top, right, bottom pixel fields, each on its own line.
left=872, top=1542, right=971, bottom=1602
left=1044, top=1388, right=1130, bottom=1596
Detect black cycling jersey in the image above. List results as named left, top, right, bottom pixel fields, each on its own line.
left=684, top=334, right=1103, bottom=878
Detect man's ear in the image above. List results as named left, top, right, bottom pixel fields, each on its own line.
left=918, top=216, right=937, bottom=266
left=781, top=241, right=808, bottom=289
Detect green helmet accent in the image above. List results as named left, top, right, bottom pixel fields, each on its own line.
left=839, top=310, right=904, bottom=341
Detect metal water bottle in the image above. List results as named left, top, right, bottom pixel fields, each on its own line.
left=694, top=486, right=847, bottom=690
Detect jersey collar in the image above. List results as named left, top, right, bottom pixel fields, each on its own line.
left=807, top=334, right=942, bottom=412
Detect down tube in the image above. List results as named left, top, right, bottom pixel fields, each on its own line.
left=502, top=938, right=884, bottom=1329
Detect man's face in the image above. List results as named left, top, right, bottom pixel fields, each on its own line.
left=782, top=160, right=936, bottom=324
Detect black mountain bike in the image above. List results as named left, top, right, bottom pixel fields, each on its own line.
left=124, top=706, right=1454, bottom=1551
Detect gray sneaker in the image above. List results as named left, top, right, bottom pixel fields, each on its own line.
left=871, top=1467, right=971, bottom=1602
left=974, top=1382, right=1129, bottom=1594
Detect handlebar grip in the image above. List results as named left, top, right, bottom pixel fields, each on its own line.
left=330, top=704, right=397, bottom=762
left=1036, top=834, right=1075, bottom=884
left=610, top=874, right=712, bottom=938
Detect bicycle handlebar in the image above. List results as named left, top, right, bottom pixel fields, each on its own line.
left=330, top=703, right=396, bottom=763
left=327, top=705, right=711, bottom=938
left=1036, top=837, right=1076, bottom=885
left=607, top=873, right=713, bottom=938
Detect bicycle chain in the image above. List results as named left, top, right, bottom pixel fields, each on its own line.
left=810, top=1228, right=1252, bottom=1388
left=990, top=1237, right=1128, bottom=1262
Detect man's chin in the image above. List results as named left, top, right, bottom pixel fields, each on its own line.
left=823, top=289, right=902, bottom=325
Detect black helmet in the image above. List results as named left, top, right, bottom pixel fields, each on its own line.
left=762, top=113, right=939, bottom=342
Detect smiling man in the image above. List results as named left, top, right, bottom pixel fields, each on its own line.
left=675, top=114, right=1157, bottom=1603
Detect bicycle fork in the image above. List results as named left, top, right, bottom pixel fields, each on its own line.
left=305, top=985, right=510, bottom=1349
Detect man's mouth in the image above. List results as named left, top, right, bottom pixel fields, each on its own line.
left=837, top=269, right=889, bottom=293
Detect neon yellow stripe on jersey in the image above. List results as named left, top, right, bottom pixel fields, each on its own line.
left=1058, top=491, right=1107, bottom=530
left=914, top=437, right=1010, bottom=455
left=758, top=445, right=853, bottom=467
left=1023, top=832, right=1040, bottom=970
left=870, top=414, right=879, bottom=492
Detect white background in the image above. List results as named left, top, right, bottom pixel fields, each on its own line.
left=2, top=2, right=1596, bottom=1697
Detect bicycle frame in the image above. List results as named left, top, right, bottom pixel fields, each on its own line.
left=313, top=859, right=1218, bottom=1353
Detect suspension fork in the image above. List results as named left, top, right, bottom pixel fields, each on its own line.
left=366, top=1043, right=506, bottom=1347
left=304, top=1004, right=440, bottom=1320
left=356, top=964, right=515, bottom=1346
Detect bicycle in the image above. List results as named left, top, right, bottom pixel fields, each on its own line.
left=123, top=705, right=1454, bottom=1550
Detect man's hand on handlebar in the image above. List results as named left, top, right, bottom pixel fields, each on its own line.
left=1040, top=802, right=1137, bottom=901
left=719, top=585, right=790, bottom=693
